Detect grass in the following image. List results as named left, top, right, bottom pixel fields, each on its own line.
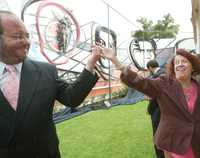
left=56, top=101, right=155, bottom=158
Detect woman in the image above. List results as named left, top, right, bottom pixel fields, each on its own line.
left=98, top=46, right=200, bottom=158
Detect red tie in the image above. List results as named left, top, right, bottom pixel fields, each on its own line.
left=2, top=65, right=19, bottom=110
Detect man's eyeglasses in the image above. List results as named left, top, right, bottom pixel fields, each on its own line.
left=2, top=32, right=30, bottom=41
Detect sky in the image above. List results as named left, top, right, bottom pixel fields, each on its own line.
left=5, top=0, right=193, bottom=36
left=1, top=0, right=194, bottom=69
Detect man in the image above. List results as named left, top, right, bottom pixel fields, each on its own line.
left=146, top=60, right=165, bottom=158
left=0, top=11, right=100, bottom=158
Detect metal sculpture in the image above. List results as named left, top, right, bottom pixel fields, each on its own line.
left=94, top=25, right=117, bottom=80
left=174, top=37, right=195, bottom=51
left=129, top=38, right=156, bottom=70
left=21, top=0, right=122, bottom=107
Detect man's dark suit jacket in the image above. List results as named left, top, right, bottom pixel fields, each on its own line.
left=147, top=68, right=164, bottom=116
left=121, top=67, right=200, bottom=158
left=0, top=59, right=98, bottom=158
left=147, top=68, right=165, bottom=158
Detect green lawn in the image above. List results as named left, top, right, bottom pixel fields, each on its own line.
left=57, top=101, right=155, bottom=158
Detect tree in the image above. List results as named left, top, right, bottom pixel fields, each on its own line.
left=132, top=13, right=179, bottom=40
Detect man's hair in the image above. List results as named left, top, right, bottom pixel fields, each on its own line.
left=0, top=11, right=15, bottom=35
left=146, top=59, right=159, bottom=69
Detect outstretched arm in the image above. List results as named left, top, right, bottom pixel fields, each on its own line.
left=97, top=45, right=160, bottom=99
left=99, top=46, right=138, bottom=72
left=100, top=46, right=125, bottom=71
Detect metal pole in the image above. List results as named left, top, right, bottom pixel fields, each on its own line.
left=107, top=3, right=112, bottom=106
